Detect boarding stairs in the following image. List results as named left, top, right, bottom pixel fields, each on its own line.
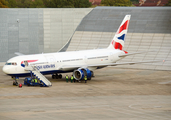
left=24, top=65, right=52, bottom=87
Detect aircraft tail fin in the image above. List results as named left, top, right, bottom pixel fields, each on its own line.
left=107, top=15, right=131, bottom=50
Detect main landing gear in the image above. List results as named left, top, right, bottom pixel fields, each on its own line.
left=52, top=73, right=62, bottom=79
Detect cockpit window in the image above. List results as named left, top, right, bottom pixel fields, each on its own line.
left=5, top=62, right=17, bottom=65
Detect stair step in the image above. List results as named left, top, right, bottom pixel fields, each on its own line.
left=24, top=66, right=52, bottom=87
left=32, top=70, right=52, bottom=87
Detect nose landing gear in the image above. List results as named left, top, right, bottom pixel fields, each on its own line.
left=12, top=76, right=19, bottom=86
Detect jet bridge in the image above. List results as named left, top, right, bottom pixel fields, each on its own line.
left=24, top=65, right=52, bottom=87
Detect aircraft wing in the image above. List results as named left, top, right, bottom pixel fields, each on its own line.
left=58, top=60, right=165, bottom=70
left=58, top=65, right=87, bottom=71
left=88, top=60, right=165, bottom=67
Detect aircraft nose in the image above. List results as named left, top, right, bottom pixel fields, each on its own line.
left=2, top=66, right=10, bottom=74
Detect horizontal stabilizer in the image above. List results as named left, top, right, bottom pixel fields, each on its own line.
left=119, top=51, right=158, bottom=57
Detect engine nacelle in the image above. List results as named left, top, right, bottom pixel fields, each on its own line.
left=73, top=68, right=92, bottom=80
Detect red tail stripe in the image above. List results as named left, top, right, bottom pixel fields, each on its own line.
left=114, top=42, right=123, bottom=50
left=118, top=20, right=129, bottom=34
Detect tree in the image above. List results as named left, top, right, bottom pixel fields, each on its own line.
left=43, top=0, right=91, bottom=8
left=14, top=0, right=31, bottom=8
left=23, top=0, right=33, bottom=8
left=101, top=0, right=132, bottom=6
left=74, top=0, right=91, bottom=8
left=130, top=0, right=138, bottom=4
left=8, top=0, right=16, bottom=8
left=7, top=0, right=91, bottom=8
left=44, top=0, right=73, bottom=8
left=8, top=0, right=45, bottom=8
left=31, top=0, right=45, bottom=8
left=0, top=0, right=8, bottom=8
left=165, top=0, right=171, bottom=6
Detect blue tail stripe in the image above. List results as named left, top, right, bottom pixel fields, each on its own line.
left=117, top=34, right=125, bottom=41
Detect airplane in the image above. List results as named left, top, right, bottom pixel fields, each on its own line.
left=2, top=15, right=163, bottom=86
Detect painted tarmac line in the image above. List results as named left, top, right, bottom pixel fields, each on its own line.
left=128, top=104, right=171, bottom=119
left=108, top=106, right=171, bottom=120
left=158, top=81, right=171, bottom=84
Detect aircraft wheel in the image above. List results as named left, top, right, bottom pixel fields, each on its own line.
left=59, top=74, right=62, bottom=79
left=55, top=75, right=59, bottom=79
left=13, top=81, right=16, bottom=85
left=52, top=75, right=55, bottom=79
left=15, top=82, right=18, bottom=86
left=91, top=71, right=94, bottom=77
left=40, top=83, right=44, bottom=87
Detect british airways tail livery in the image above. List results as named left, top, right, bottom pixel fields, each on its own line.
left=108, top=15, right=130, bottom=50
left=2, top=15, right=163, bottom=86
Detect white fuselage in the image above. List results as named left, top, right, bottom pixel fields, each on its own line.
left=2, top=15, right=131, bottom=78
left=2, top=48, right=124, bottom=77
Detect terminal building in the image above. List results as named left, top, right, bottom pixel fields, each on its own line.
left=0, top=7, right=171, bottom=70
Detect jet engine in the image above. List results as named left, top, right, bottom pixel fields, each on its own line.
left=73, top=68, right=92, bottom=80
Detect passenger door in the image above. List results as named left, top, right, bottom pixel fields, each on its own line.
left=45, top=55, right=56, bottom=64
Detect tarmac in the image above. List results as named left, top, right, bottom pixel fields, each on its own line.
left=0, top=66, right=171, bottom=120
